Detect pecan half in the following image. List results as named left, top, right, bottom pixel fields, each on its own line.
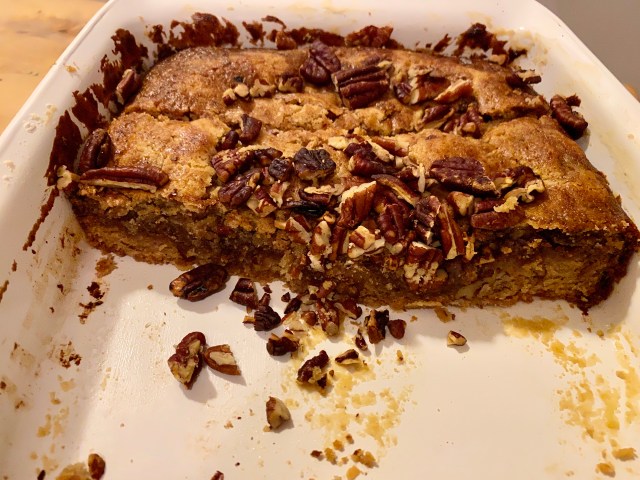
left=347, top=143, right=395, bottom=177
left=203, top=344, right=241, bottom=375
left=253, top=304, right=282, bottom=331
left=332, top=64, right=390, bottom=109
left=77, top=129, right=111, bottom=174
left=293, top=148, right=336, bottom=181
left=266, top=332, right=299, bottom=356
left=115, top=68, right=142, bottom=105
left=300, top=41, right=341, bottom=85
left=211, top=149, right=254, bottom=184
left=239, top=114, right=263, bottom=144
left=229, top=278, right=259, bottom=309
left=429, top=157, right=497, bottom=195
left=550, top=94, right=588, bottom=139
left=297, top=350, right=329, bottom=386
left=366, top=309, right=389, bottom=344
left=266, top=396, right=291, bottom=430
left=268, top=157, right=293, bottom=181
left=167, top=331, right=206, bottom=388
left=169, top=263, right=228, bottom=301
left=387, top=319, right=407, bottom=339
left=79, top=165, right=169, bottom=192
left=337, top=181, right=377, bottom=228
left=218, top=168, right=263, bottom=208
left=217, top=130, right=240, bottom=151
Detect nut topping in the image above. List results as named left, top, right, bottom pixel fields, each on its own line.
left=218, top=168, right=263, bottom=208
left=347, top=143, right=395, bottom=177
left=268, top=157, right=293, bottom=181
left=429, top=157, right=497, bottom=196
left=229, top=277, right=259, bottom=309
left=211, top=149, right=254, bottom=184
left=169, top=263, right=229, bottom=301
left=316, top=300, right=340, bottom=336
left=434, top=78, right=473, bottom=103
left=239, top=114, right=263, bottom=144
left=266, top=332, right=299, bottom=356
left=253, top=304, right=282, bottom=331
left=203, top=344, right=241, bottom=375
left=372, top=174, right=419, bottom=207
left=79, top=165, right=169, bottom=192
left=115, top=68, right=142, bottom=105
left=77, top=129, right=111, bottom=174
left=167, top=331, right=206, bottom=389
left=297, top=349, right=330, bottom=386
left=447, top=330, right=467, bottom=347
left=550, top=94, right=588, bottom=139
left=217, top=130, right=240, bottom=151
left=365, top=309, right=389, bottom=344
left=448, top=191, right=475, bottom=216
left=438, top=202, right=465, bottom=260
left=247, top=186, right=278, bottom=217
left=337, top=181, right=377, bottom=228
left=300, top=41, right=341, bottom=85
left=266, top=396, right=291, bottom=430
left=293, top=148, right=336, bottom=181
left=277, top=73, right=304, bottom=93
left=395, top=73, right=450, bottom=105
left=332, top=64, right=390, bottom=109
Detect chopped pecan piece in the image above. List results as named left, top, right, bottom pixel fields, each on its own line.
left=266, top=332, right=299, bottom=356
left=354, top=328, right=368, bottom=351
left=447, top=330, right=467, bottom=347
left=217, top=130, right=240, bottom=151
left=335, top=299, right=363, bottom=319
left=88, top=453, right=106, bottom=480
left=249, top=79, right=275, bottom=97
left=372, top=174, right=419, bottom=206
left=167, top=331, right=206, bottom=388
left=335, top=349, right=361, bottom=365
left=218, top=168, right=263, bottom=208
left=266, top=396, right=291, bottom=430
left=268, top=157, right=293, bottom=181
left=280, top=214, right=313, bottom=244
left=366, top=309, right=389, bottom=344
left=332, top=64, right=390, bottom=109
left=252, top=304, right=282, bottom=331
left=387, top=319, right=407, bottom=339
left=211, top=149, right=254, bottom=184
left=229, top=277, right=259, bottom=309
left=301, top=310, right=318, bottom=326
left=434, top=78, right=473, bottom=103
left=470, top=208, right=525, bottom=230
left=422, top=104, right=453, bottom=125
left=211, top=472, right=224, bottom=480
left=293, top=148, right=336, bottom=181
left=169, top=263, right=228, bottom=301
left=448, top=191, right=475, bottom=216
left=429, top=157, right=497, bottom=195
left=77, top=129, right=111, bottom=174
left=115, top=68, right=142, bottom=105
left=299, top=187, right=332, bottom=206
left=277, top=73, right=304, bottom=93
left=79, top=165, right=169, bottom=192
left=376, top=202, right=408, bottom=244
left=337, top=181, right=377, bottom=228
left=300, top=41, right=341, bottom=85
left=203, top=344, right=241, bottom=375
left=438, top=202, right=465, bottom=260
left=415, top=195, right=441, bottom=229
left=247, top=186, right=278, bottom=217
left=550, top=94, right=588, bottom=139
left=505, top=69, right=542, bottom=88
left=396, top=73, right=450, bottom=105
left=297, top=350, right=330, bottom=385
left=403, top=242, right=443, bottom=290
left=316, top=301, right=340, bottom=336
left=347, top=143, right=395, bottom=177
left=370, top=137, right=409, bottom=157
left=239, top=114, right=263, bottom=143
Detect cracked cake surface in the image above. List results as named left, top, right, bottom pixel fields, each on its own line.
left=59, top=31, right=640, bottom=311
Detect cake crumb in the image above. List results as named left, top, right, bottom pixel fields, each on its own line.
left=351, top=449, right=376, bottom=468
left=595, top=462, right=615, bottom=477
left=611, top=447, right=637, bottom=461
left=434, top=307, right=455, bottom=323
left=345, top=465, right=362, bottom=479
left=396, top=350, right=404, bottom=362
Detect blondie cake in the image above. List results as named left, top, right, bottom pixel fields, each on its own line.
left=59, top=32, right=640, bottom=311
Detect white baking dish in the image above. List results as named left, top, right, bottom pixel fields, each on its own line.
left=1, top=0, right=640, bottom=478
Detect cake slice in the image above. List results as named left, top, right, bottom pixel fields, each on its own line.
left=59, top=41, right=640, bottom=311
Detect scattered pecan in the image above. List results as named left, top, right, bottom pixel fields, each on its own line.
left=266, top=396, right=291, bottom=430
left=299, top=187, right=332, bottom=206
left=268, top=157, right=293, bottom=181
left=429, top=157, right=497, bottom=195
left=372, top=174, right=419, bottom=206
left=77, top=129, right=111, bottom=174
left=222, top=88, right=236, bottom=105
left=438, top=202, right=465, bottom=260
left=167, top=331, right=206, bottom=388
left=447, top=330, right=467, bottom=346
left=499, top=166, right=545, bottom=203
left=308, top=220, right=332, bottom=270
left=454, top=22, right=507, bottom=56
left=293, top=148, right=336, bottom=181
left=266, top=332, right=299, bottom=356
left=115, top=68, right=142, bottom=105
left=550, top=94, right=588, bottom=139
left=211, top=149, right=254, bottom=184
left=332, top=64, right=390, bottom=109
left=233, top=82, right=250, bottom=99
left=455, top=103, right=484, bottom=138
left=354, top=327, right=368, bottom=351
left=370, top=137, right=409, bottom=157
left=203, top=344, right=241, bottom=375
left=300, top=41, right=341, bottom=85
left=239, top=114, right=263, bottom=144
left=297, top=350, right=330, bottom=385
left=376, top=202, right=408, bottom=244
left=337, top=181, right=377, bottom=228
left=301, top=310, right=318, bottom=326
left=229, top=277, right=259, bottom=309
left=88, top=453, right=106, bottom=480
left=387, top=319, right=407, bottom=339
left=316, top=301, right=340, bottom=336
left=169, top=263, right=228, bottom=301
left=253, top=304, right=282, bottom=331
left=366, top=309, right=389, bottom=344
left=217, top=130, right=240, bottom=151
left=470, top=207, right=525, bottom=230
left=259, top=292, right=271, bottom=307
left=79, top=165, right=169, bottom=192
left=218, top=168, right=263, bottom=208
left=434, top=78, right=473, bottom=103
left=335, top=349, right=361, bottom=365
left=277, top=73, right=304, bottom=93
